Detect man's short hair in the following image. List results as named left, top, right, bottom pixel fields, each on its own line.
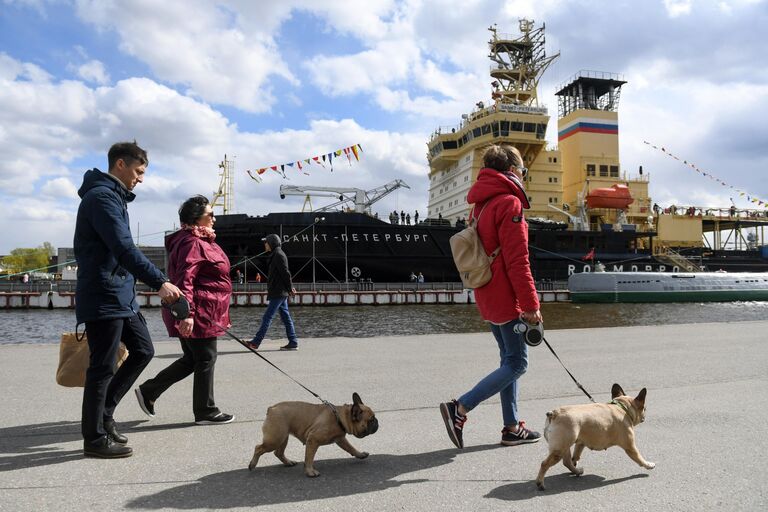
left=108, top=141, right=148, bottom=171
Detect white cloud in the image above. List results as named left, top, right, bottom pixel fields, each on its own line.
left=75, top=59, right=110, bottom=85
left=40, top=177, right=78, bottom=199
left=663, top=0, right=694, bottom=17
left=74, top=0, right=298, bottom=113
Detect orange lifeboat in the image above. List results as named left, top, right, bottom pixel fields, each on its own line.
left=586, top=184, right=634, bottom=210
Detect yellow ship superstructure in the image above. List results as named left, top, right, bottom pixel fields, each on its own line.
left=427, top=20, right=563, bottom=223
left=427, top=21, right=651, bottom=229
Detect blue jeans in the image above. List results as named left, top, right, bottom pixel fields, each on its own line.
left=252, top=296, right=297, bottom=345
left=458, top=320, right=529, bottom=426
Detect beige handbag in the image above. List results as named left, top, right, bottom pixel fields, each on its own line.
left=56, top=332, right=129, bottom=387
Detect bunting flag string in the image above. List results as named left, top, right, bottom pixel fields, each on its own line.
left=643, top=141, right=766, bottom=206
left=245, top=143, right=364, bottom=182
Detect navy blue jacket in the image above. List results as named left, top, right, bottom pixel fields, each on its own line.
left=74, top=169, right=167, bottom=323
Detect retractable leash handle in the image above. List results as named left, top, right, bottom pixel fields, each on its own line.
left=513, top=315, right=544, bottom=347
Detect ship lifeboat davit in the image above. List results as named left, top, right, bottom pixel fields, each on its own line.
left=586, top=184, right=634, bottom=210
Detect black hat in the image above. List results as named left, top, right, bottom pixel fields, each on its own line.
left=164, top=295, right=190, bottom=320
left=261, top=233, right=281, bottom=247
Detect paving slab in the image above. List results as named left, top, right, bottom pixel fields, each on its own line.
left=1, top=321, right=766, bottom=511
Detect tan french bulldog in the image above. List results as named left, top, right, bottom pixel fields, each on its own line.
left=248, top=392, right=379, bottom=477
left=535, top=383, right=655, bottom=490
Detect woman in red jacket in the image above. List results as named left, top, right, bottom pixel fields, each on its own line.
left=135, top=195, right=234, bottom=425
left=440, top=144, right=543, bottom=449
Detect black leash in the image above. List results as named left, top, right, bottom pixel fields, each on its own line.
left=215, top=324, right=344, bottom=427
left=218, top=325, right=325, bottom=402
left=541, top=336, right=595, bottom=403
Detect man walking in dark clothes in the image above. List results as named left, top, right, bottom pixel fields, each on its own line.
left=248, top=234, right=299, bottom=350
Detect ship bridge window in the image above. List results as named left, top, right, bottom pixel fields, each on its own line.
left=599, top=165, right=608, bottom=177
left=587, top=164, right=596, bottom=176
left=512, top=121, right=523, bottom=131
left=500, top=121, right=509, bottom=136
left=492, top=123, right=500, bottom=137
left=537, top=124, right=546, bottom=139
left=610, top=165, right=619, bottom=177
left=472, top=127, right=482, bottom=138
left=524, top=123, right=536, bottom=133
left=482, top=124, right=491, bottom=135
left=443, top=140, right=458, bottom=149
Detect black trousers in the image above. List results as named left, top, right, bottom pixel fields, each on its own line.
left=139, top=337, right=220, bottom=421
left=82, top=313, right=154, bottom=444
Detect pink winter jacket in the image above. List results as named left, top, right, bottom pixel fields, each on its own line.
left=161, top=229, right=232, bottom=338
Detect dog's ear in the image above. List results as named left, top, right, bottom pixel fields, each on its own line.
left=635, top=388, right=647, bottom=405
left=611, top=383, right=625, bottom=398
left=351, top=392, right=363, bottom=422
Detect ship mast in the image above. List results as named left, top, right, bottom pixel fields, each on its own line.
left=211, top=154, right=234, bottom=214
left=488, top=20, right=559, bottom=107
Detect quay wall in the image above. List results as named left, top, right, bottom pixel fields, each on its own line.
left=0, top=288, right=571, bottom=309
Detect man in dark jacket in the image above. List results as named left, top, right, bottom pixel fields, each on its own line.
left=248, top=233, right=299, bottom=350
left=74, top=141, right=181, bottom=459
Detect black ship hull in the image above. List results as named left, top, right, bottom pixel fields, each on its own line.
left=212, top=211, right=768, bottom=284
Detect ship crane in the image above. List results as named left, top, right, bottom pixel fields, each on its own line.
left=279, top=180, right=410, bottom=214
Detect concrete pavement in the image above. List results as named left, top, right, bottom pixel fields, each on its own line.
left=1, top=321, right=766, bottom=511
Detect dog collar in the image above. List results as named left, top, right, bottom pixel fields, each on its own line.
left=609, top=399, right=633, bottom=419
left=323, top=401, right=347, bottom=433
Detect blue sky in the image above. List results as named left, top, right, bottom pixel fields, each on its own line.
left=1, top=0, right=767, bottom=255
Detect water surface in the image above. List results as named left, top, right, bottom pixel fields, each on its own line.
left=3, top=301, right=767, bottom=345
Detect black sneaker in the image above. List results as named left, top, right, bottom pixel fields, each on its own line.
left=501, top=421, right=541, bottom=446
left=134, top=387, right=155, bottom=418
left=84, top=437, right=133, bottom=459
left=280, top=343, right=298, bottom=351
left=195, top=412, right=235, bottom=425
left=103, top=420, right=128, bottom=445
left=439, top=400, right=466, bottom=449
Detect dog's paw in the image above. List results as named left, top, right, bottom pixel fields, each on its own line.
left=644, top=461, right=656, bottom=470
left=573, top=467, right=584, bottom=476
left=305, top=468, right=321, bottom=477
left=248, top=463, right=256, bottom=471
left=536, top=481, right=546, bottom=491
left=355, top=451, right=369, bottom=459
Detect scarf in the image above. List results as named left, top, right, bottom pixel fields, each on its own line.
left=181, top=224, right=216, bottom=241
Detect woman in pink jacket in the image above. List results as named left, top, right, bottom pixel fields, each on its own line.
left=135, top=195, right=234, bottom=425
left=440, top=145, right=543, bottom=449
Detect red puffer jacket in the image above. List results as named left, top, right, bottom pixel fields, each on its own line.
left=467, top=168, right=540, bottom=324
left=162, top=229, right=232, bottom=338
